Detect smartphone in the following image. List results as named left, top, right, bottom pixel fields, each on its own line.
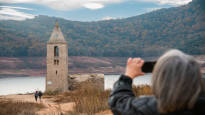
left=142, top=61, right=156, bottom=73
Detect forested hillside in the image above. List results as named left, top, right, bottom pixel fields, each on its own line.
left=0, top=0, right=204, bottom=57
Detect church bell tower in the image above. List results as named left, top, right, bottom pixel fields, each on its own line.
left=46, top=22, right=68, bottom=92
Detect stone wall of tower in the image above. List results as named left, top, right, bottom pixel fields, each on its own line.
left=46, top=43, right=68, bottom=92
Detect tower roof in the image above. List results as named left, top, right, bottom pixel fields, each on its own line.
left=47, top=22, right=67, bottom=44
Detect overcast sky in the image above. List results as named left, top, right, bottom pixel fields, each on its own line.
left=0, top=0, right=192, bottom=21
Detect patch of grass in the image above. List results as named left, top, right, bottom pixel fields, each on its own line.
left=133, top=85, right=152, bottom=96
left=54, top=91, right=73, bottom=103
left=0, top=98, right=45, bottom=115
left=59, top=78, right=110, bottom=115
left=43, top=90, right=60, bottom=96
left=71, top=85, right=110, bottom=114
left=67, top=111, right=79, bottom=115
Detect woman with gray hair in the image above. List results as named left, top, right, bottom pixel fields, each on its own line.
left=109, top=49, right=205, bottom=115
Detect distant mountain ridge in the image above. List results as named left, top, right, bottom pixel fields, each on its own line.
left=0, top=0, right=204, bottom=57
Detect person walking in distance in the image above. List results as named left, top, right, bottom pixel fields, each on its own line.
left=38, top=91, right=43, bottom=102
left=34, top=91, right=38, bottom=102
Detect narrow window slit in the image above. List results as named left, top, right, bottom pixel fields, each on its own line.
left=54, top=46, right=59, bottom=57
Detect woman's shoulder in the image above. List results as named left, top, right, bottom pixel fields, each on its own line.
left=132, top=95, right=158, bottom=114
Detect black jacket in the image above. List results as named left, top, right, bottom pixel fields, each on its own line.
left=108, top=75, right=205, bottom=115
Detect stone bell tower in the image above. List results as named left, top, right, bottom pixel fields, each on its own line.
left=46, top=22, right=68, bottom=92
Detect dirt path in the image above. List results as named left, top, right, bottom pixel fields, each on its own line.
left=1, top=94, right=74, bottom=115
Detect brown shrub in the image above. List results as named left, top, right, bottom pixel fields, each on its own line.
left=43, top=90, right=60, bottom=96
left=0, top=99, right=45, bottom=115
left=54, top=92, right=73, bottom=103
left=55, top=77, right=105, bottom=104
left=133, top=85, right=152, bottom=96
left=70, top=80, right=110, bottom=115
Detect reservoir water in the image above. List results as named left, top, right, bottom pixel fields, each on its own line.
left=1, top=74, right=204, bottom=95
left=0, top=76, right=45, bottom=95
left=0, top=75, right=151, bottom=95
left=104, top=74, right=151, bottom=90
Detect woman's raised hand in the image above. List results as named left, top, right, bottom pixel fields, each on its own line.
left=125, top=57, right=145, bottom=79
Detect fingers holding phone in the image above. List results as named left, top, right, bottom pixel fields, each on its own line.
left=125, top=57, right=145, bottom=79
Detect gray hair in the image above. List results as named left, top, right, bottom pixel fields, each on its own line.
left=152, top=49, right=204, bottom=113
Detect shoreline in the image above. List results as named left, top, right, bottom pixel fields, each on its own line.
left=0, top=70, right=204, bottom=78
left=0, top=74, right=29, bottom=78
left=0, top=72, right=205, bottom=78
left=0, top=56, right=204, bottom=76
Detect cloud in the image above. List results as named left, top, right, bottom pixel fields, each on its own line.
left=138, top=0, right=192, bottom=6
left=0, top=6, right=33, bottom=10
left=145, top=7, right=162, bottom=12
left=102, top=16, right=118, bottom=20
left=0, top=6, right=35, bottom=21
left=159, top=0, right=192, bottom=6
left=0, top=0, right=123, bottom=10
left=83, top=3, right=104, bottom=10
left=0, top=0, right=192, bottom=11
